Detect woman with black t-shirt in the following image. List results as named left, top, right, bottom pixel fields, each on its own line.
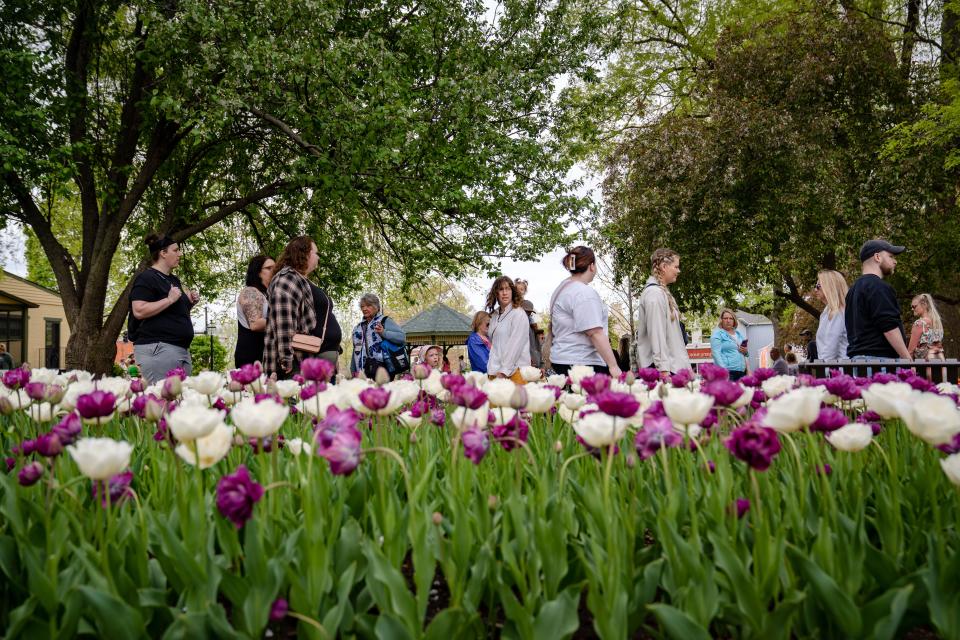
left=235, top=255, right=275, bottom=367
left=128, top=233, right=199, bottom=383
left=309, top=283, right=343, bottom=370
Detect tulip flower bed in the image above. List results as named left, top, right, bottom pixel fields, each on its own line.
left=2, top=361, right=960, bottom=639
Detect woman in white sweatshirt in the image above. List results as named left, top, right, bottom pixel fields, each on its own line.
left=486, top=276, right=531, bottom=383
left=636, top=248, right=691, bottom=376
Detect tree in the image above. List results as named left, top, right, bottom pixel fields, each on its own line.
left=601, top=3, right=960, bottom=319
left=189, top=335, right=228, bottom=374
left=1, top=0, right=607, bottom=372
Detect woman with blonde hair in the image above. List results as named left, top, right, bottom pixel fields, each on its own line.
left=466, top=311, right=492, bottom=373
left=907, top=294, right=945, bottom=360
left=485, top=276, right=531, bottom=382
left=636, top=248, right=690, bottom=376
left=814, top=270, right=849, bottom=360
left=710, top=308, right=748, bottom=380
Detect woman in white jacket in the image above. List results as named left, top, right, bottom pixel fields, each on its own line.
left=814, top=269, right=848, bottom=360
left=636, top=248, right=691, bottom=376
left=486, top=276, right=531, bottom=383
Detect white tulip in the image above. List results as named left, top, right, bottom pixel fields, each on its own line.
left=897, top=392, right=960, bottom=446
left=524, top=385, right=557, bottom=414
left=175, top=423, right=234, bottom=469
left=662, top=388, right=714, bottom=427
left=385, top=380, right=421, bottom=406
left=287, top=438, right=311, bottom=456
left=673, top=423, right=703, bottom=439
left=940, top=453, right=960, bottom=486
left=574, top=411, right=626, bottom=448
left=731, top=386, right=754, bottom=409
left=179, top=388, right=212, bottom=407
left=2, top=388, right=32, bottom=411
left=184, top=372, right=224, bottom=396
left=825, top=423, right=873, bottom=452
left=463, top=371, right=488, bottom=388
left=761, top=375, right=796, bottom=399
left=860, top=382, right=916, bottom=419
left=558, top=405, right=579, bottom=425
left=65, top=370, right=94, bottom=383
left=451, top=403, right=490, bottom=430
left=490, top=407, right=518, bottom=425
left=300, top=387, right=344, bottom=418
left=568, top=365, right=596, bottom=385
left=231, top=396, right=289, bottom=438
left=28, top=368, right=59, bottom=385
left=96, top=376, right=133, bottom=399
left=546, top=374, right=568, bottom=388
left=273, top=379, right=301, bottom=399
left=485, top=379, right=517, bottom=407
left=166, top=404, right=225, bottom=442
left=763, top=387, right=825, bottom=433
left=936, top=382, right=960, bottom=397
left=423, top=369, right=445, bottom=396
left=520, top=366, right=542, bottom=382
left=560, top=392, right=586, bottom=411
left=67, top=438, right=133, bottom=480
left=27, top=402, right=58, bottom=423
left=397, top=411, right=424, bottom=429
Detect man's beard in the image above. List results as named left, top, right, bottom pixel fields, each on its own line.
left=880, top=263, right=895, bottom=277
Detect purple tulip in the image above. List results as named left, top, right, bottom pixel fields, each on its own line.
left=166, top=367, right=188, bottom=381
left=824, top=375, right=860, bottom=401
left=701, top=408, right=719, bottom=430
left=816, top=463, right=833, bottom=476
left=634, top=418, right=682, bottom=460
left=724, top=424, right=781, bottom=471
left=92, top=470, right=134, bottom=508
left=51, top=412, right=83, bottom=445
left=451, top=385, right=488, bottom=410
left=441, top=373, right=466, bottom=391
left=154, top=418, right=169, bottom=442
left=699, top=363, right=730, bottom=383
left=870, top=372, right=898, bottom=385
left=21, top=439, right=38, bottom=455
left=670, top=369, right=693, bottom=387
left=937, top=433, right=960, bottom=455
left=359, top=387, right=391, bottom=412
left=734, top=498, right=750, bottom=519
left=316, top=425, right=363, bottom=475
left=35, top=432, right=63, bottom=458
left=752, top=368, right=777, bottom=383
left=2, top=367, right=30, bottom=390
left=18, top=461, right=44, bottom=486
left=230, top=363, right=263, bottom=386
left=811, top=407, right=848, bottom=432
left=130, top=378, right=145, bottom=394
left=461, top=426, right=490, bottom=464
left=491, top=414, right=529, bottom=451
left=76, top=390, right=117, bottom=420
left=905, top=375, right=936, bottom=392
left=318, top=406, right=363, bottom=433
left=580, top=374, right=611, bottom=397
left=216, top=465, right=265, bottom=528
left=24, top=382, right=48, bottom=401
left=637, top=368, right=661, bottom=386
left=739, top=374, right=759, bottom=388
left=301, top=358, right=335, bottom=382
left=702, top=380, right=745, bottom=406
left=705, top=459, right=716, bottom=473
left=750, top=389, right=766, bottom=409
left=301, top=382, right=326, bottom=401
left=593, top=390, right=641, bottom=418
left=269, top=598, right=289, bottom=622
left=796, top=374, right=817, bottom=387
left=161, top=375, right=182, bottom=401
left=430, top=408, right=446, bottom=427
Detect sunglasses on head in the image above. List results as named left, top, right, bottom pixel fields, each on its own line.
left=515, top=279, right=528, bottom=284
left=814, top=283, right=822, bottom=290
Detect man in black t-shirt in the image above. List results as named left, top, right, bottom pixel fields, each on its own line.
left=845, top=239, right=911, bottom=360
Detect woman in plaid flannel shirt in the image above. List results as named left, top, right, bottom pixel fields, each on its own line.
left=263, top=237, right=319, bottom=377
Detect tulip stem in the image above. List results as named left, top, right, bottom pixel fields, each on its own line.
left=603, top=443, right=615, bottom=511
left=363, top=447, right=410, bottom=489
left=287, top=611, right=332, bottom=639
left=558, top=452, right=594, bottom=488
left=264, top=481, right=292, bottom=492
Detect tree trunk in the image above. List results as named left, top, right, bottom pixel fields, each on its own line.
left=899, top=0, right=920, bottom=81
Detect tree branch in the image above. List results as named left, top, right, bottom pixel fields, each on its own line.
left=175, top=180, right=291, bottom=240
left=247, top=107, right=324, bottom=157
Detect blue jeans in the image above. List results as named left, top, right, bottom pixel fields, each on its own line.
left=849, top=355, right=895, bottom=376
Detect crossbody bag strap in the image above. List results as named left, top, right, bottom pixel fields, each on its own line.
left=318, top=290, right=331, bottom=346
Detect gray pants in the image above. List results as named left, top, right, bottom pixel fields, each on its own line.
left=135, top=342, right=192, bottom=384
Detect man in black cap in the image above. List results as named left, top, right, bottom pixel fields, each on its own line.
left=844, top=239, right=911, bottom=360
left=800, top=328, right=817, bottom=361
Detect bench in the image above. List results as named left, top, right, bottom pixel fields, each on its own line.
left=799, top=359, right=960, bottom=384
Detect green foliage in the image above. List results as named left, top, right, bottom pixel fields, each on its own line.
left=600, top=3, right=959, bottom=313
left=189, top=335, right=228, bottom=373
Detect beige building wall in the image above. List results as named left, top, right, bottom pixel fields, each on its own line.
left=0, top=271, right=71, bottom=369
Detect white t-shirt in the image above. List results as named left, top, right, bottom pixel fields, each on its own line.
left=549, top=281, right=608, bottom=366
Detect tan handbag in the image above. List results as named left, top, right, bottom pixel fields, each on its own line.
left=291, top=290, right=331, bottom=354
left=541, top=279, right=574, bottom=368
left=291, top=334, right=322, bottom=354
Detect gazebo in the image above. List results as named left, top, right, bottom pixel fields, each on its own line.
left=401, top=303, right=474, bottom=350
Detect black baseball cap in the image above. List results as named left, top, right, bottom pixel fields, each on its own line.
left=859, top=239, right=905, bottom=262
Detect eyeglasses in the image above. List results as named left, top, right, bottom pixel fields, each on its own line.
left=814, top=283, right=822, bottom=290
